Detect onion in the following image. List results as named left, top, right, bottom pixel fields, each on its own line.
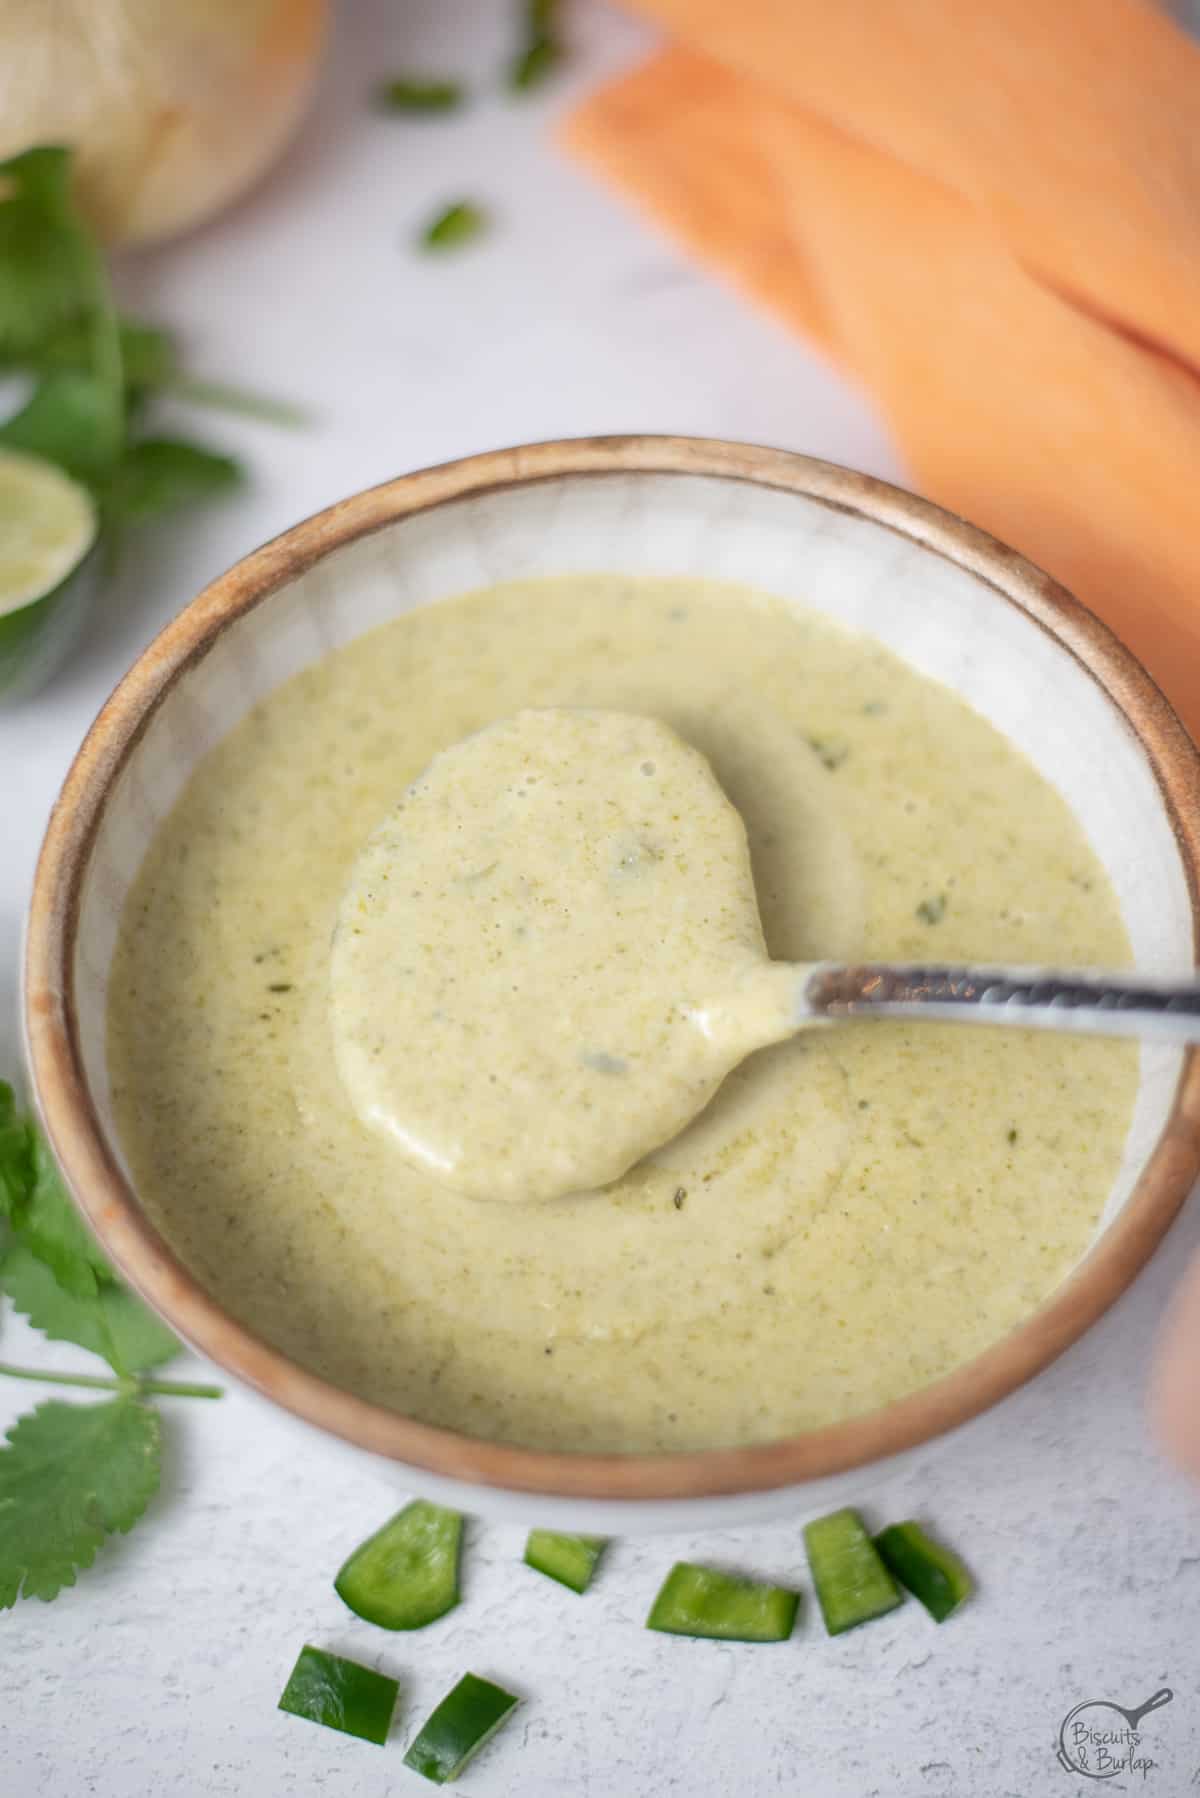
left=0, top=0, right=328, bottom=246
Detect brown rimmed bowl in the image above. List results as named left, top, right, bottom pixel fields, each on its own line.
left=23, top=437, right=1200, bottom=1530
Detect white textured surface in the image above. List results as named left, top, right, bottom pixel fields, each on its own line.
left=3, top=1, right=1200, bottom=1792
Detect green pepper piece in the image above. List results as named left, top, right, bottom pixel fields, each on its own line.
left=403, top=1673, right=519, bottom=1784
left=803, top=1508, right=903, bottom=1636
left=334, top=1498, right=462, bottom=1630
left=523, top=1529, right=607, bottom=1594
left=277, top=1644, right=398, bottom=1746
left=874, top=1521, right=974, bottom=1622
left=646, top=1562, right=799, bottom=1642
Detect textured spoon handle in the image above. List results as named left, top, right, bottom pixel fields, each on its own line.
left=803, top=963, right=1200, bottom=1044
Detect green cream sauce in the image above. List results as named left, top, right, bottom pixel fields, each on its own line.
left=331, top=706, right=799, bottom=1203
left=108, top=576, right=1137, bottom=1453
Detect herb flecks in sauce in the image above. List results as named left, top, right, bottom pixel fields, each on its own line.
left=806, top=735, right=850, bottom=772
left=107, top=575, right=1137, bottom=1455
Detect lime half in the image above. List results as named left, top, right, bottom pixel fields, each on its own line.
left=0, top=447, right=100, bottom=703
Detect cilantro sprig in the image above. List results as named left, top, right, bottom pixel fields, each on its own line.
left=0, top=1081, right=221, bottom=1609
left=0, top=147, right=118, bottom=367
left=0, top=143, right=302, bottom=559
left=2, top=1108, right=114, bottom=1297
left=0, top=1399, right=162, bottom=1607
left=0, top=1239, right=178, bottom=1370
left=0, top=147, right=123, bottom=486
left=14, top=311, right=308, bottom=431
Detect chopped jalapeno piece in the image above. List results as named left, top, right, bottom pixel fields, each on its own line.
left=874, top=1520, right=974, bottom=1622
left=403, top=1672, right=519, bottom=1784
left=334, top=1498, right=462, bottom=1630
left=646, top=1562, right=799, bottom=1642
left=524, top=1529, right=607, bottom=1593
left=277, top=1644, right=398, bottom=1745
left=803, top=1508, right=903, bottom=1636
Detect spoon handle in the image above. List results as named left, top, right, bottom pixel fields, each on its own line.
left=801, top=963, right=1200, bottom=1044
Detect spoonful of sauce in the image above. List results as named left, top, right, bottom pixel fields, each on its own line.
left=330, top=707, right=1200, bottom=1203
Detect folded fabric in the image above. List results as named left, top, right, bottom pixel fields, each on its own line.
left=565, top=1, right=1200, bottom=736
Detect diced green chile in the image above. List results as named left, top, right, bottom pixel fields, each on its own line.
left=524, top=1530, right=607, bottom=1593
left=804, top=1508, right=903, bottom=1636
left=646, top=1562, right=799, bottom=1642
left=874, top=1521, right=974, bottom=1622
left=277, top=1644, right=398, bottom=1745
left=403, top=1673, right=519, bottom=1783
left=334, top=1498, right=462, bottom=1629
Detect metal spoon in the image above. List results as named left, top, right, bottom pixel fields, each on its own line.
left=794, top=963, right=1200, bottom=1043
left=334, top=706, right=1200, bottom=1205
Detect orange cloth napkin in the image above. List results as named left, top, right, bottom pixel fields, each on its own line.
left=565, top=0, right=1200, bottom=736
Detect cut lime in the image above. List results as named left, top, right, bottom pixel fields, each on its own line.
left=0, top=447, right=100, bottom=703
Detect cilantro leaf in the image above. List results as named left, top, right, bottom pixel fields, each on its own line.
left=9, top=315, right=302, bottom=424
left=18, top=1129, right=114, bottom=1298
left=110, top=437, right=245, bottom=526
left=376, top=76, right=465, bottom=112
left=0, top=1082, right=33, bottom=1223
left=0, top=148, right=93, bottom=357
left=421, top=200, right=489, bottom=252
left=4, top=313, right=179, bottom=397
left=508, top=0, right=563, bottom=91
left=106, top=319, right=177, bottom=393
left=0, top=368, right=124, bottom=487
left=509, top=35, right=560, bottom=90
left=0, top=1094, right=113, bottom=1294
left=0, top=1241, right=179, bottom=1375
left=0, top=146, right=123, bottom=484
left=0, top=1397, right=160, bottom=1606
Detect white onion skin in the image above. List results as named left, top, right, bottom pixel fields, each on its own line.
left=0, top=0, right=329, bottom=245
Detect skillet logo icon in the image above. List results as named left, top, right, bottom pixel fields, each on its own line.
left=1057, top=1687, right=1173, bottom=1780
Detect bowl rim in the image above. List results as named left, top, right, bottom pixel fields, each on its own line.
left=23, top=434, right=1200, bottom=1502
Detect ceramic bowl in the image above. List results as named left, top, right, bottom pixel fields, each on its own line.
left=23, top=437, right=1200, bottom=1530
